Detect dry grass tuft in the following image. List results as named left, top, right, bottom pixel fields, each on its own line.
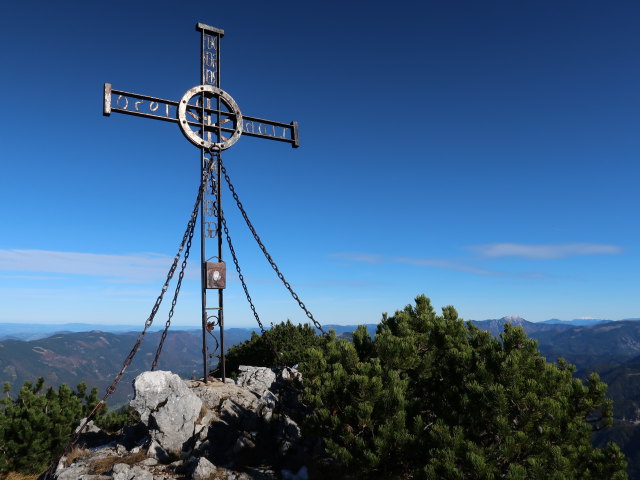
left=197, top=404, right=212, bottom=424
left=87, top=450, right=147, bottom=475
left=63, top=446, right=89, bottom=466
left=0, top=473, right=40, bottom=480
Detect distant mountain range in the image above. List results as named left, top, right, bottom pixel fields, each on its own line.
left=0, top=323, right=378, bottom=342
left=4, top=317, right=640, bottom=418
left=4, top=317, right=640, bottom=477
left=2, top=317, right=639, bottom=341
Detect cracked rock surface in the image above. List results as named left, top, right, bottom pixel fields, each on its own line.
left=130, top=370, right=202, bottom=458
left=45, top=367, right=312, bottom=480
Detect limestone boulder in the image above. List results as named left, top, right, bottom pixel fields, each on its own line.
left=235, top=365, right=276, bottom=397
left=130, top=370, right=202, bottom=457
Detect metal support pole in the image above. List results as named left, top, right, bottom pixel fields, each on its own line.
left=200, top=150, right=208, bottom=383
left=217, top=157, right=225, bottom=382
left=199, top=26, right=209, bottom=384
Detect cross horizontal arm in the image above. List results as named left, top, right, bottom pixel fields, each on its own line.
left=103, top=83, right=300, bottom=148
left=242, top=115, right=299, bottom=148
left=103, top=83, right=179, bottom=124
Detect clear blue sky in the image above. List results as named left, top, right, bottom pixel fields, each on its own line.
left=0, top=1, right=638, bottom=327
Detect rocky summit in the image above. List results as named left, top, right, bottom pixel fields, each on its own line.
left=46, top=367, right=312, bottom=480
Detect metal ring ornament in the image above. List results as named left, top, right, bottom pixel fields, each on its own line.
left=178, top=85, right=243, bottom=150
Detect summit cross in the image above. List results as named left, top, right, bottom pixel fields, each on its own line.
left=103, top=22, right=299, bottom=383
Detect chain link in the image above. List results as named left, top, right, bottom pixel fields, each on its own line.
left=220, top=160, right=327, bottom=336
left=43, top=162, right=210, bottom=479
left=151, top=157, right=214, bottom=370
left=219, top=207, right=282, bottom=362
left=151, top=212, right=196, bottom=369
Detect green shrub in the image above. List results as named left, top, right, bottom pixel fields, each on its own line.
left=0, top=379, right=104, bottom=474
left=95, top=405, right=140, bottom=434
left=224, top=320, right=324, bottom=376
left=299, top=295, right=628, bottom=479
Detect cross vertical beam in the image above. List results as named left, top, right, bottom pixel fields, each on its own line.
left=197, top=23, right=224, bottom=383
left=103, top=22, right=300, bottom=386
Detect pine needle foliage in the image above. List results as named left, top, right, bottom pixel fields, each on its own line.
left=0, top=379, right=103, bottom=474
left=300, top=295, right=628, bottom=479
left=224, top=320, right=324, bottom=375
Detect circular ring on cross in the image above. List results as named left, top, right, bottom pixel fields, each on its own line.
left=178, top=85, right=243, bottom=150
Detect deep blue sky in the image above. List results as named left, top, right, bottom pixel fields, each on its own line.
left=0, top=1, right=638, bottom=326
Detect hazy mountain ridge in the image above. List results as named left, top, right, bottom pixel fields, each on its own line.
left=0, top=328, right=263, bottom=407
left=3, top=319, right=640, bottom=477
left=4, top=318, right=640, bottom=413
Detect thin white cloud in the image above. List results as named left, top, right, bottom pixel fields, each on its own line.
left=0, top=249, right=178, bottom=283
left=470, top=243, right=623, bottom=260
left=393, top=257, right=497, bottom=276
left=329, top=252, right=384, bottom=264
left=331, top=252, right=500, bottom=276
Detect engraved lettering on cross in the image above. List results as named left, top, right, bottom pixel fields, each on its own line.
left=204, top=51, right=216, bottom=68
left=116, top=95, right=128, bottom=109
left=204, top=69, right=216, bottom=84
left=205, top=34, right=216, bottom=50
left=204, top=199, right=216, bottom=217
left=103, top=25, right=300, bottom=154
left=205, top=222, right=217, bottom=238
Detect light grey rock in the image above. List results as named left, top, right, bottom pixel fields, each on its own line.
left=256, top=390, right=278, bottom=423
left=111, top=463, right=131, bottom=480
left=130, top=370, right=202, bottom=456
left=192, top=456, right=217, bottom=480
left=130, top=465, right=154, bottom=480
left=54, top=368, right=309, bottom=480
left=235, top=366, right=276, bottom=397
left=280, top=367, right=302, bottom=384
left=188, top=379, right=260, bottom=413
left=73, top=418, right=101, bottom=435
left=112, top=463, right=153, bottom=480
left=56, top=463, right=90, bottom=480
left=147, top=439, right=167, bottom=462
left=139, top=457, right=158, bottom=466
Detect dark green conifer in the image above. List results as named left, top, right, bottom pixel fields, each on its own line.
left=0, top=378, right=106, bottom=474
left=300, top=295, right=628, bottom=479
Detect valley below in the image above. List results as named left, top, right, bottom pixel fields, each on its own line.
left=2, top=318, right=640, bottom=477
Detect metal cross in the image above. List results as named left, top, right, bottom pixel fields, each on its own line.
left=103, top=22, right=299, bottom=383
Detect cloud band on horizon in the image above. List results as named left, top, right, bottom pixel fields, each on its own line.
left=469, top=242, right=623, bottom=260
left=0, top=249, right=178, bottom=283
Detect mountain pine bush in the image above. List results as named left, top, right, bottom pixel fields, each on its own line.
left=224, top=320, right=324, bottom=375
left=299, top=295, right=628, bottom=479
left=0, top=379, right=103, bottom=474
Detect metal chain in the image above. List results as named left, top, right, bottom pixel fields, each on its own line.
left=151, top=157, right=214, bottom=370
left=220, top=160, right=327, bottom=335
left=43, top=163, right=209, bottom=480
left=219, top=206, right=282, bottom=362
left=151, top=213, right=196, bottom=370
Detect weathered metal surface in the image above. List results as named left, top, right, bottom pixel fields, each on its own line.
left=196, top=23, right=225, bottom=36
left=206, top=262, right=226, bottom=289
left=242, top=116, right=299, bottom=148
left=178, top=85, right=243, bottom=150
left=103, top=83, right=112, bottom=116
left=104, top=86, right=180, bottom=123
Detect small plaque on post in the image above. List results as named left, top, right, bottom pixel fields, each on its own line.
left=206, top=262, right=226, bottom=289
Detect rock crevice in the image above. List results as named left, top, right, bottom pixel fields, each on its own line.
left=48, top=366, right=311, bottom=480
